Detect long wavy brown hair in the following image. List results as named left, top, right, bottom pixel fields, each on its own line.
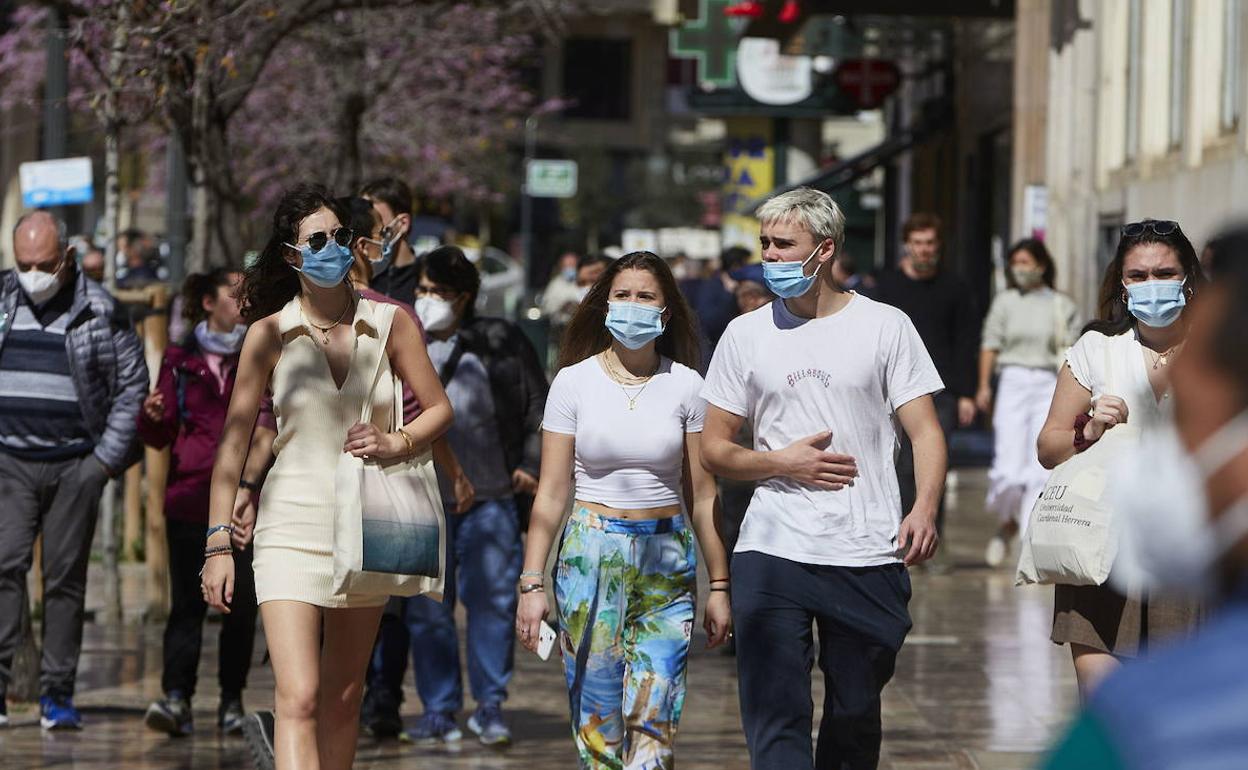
left=557, top=251, right=701, bottom=371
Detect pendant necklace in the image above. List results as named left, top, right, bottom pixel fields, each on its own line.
left=602, top=352, right=657, bottom=410
left=301, top=291, right=354, bottom=345
left=1147, top=342, right=1182, bottom=370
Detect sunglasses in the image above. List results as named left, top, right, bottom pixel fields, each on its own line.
left=286, top=227, right=354, bottom=254
left=1121, top=220, right=1180, bottom=238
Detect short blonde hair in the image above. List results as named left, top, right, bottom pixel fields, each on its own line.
left=756, top=187, right=846, bottom=251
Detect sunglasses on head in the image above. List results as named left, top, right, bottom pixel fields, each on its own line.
left=1121, top=220, right=1180, bottom=238
left=286, top=227, right=353, bottom=254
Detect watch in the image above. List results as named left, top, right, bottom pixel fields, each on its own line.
left=239, top=478, right=260, bottom=493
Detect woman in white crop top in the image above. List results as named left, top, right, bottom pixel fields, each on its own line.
left=515, top=251, right=731, bottom=769
left=1036, top=219, right=1208, bottom=699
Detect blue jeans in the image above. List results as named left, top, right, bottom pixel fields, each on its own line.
left=368, top=497, right=522, bottom=713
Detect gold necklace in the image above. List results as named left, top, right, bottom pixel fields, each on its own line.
left=1146, top=342, right=1183, bottom=369
left=601, top=352, right=658, bottom=410
left=300, top=290, right=354, bottom=345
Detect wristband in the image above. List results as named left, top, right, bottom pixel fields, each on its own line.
left=205, top=524, right=235, bottom=540
left=709, top=586, right=731, bottom=592
left=709, top=577, right=730, bottom=584
left=520, top=570, right=544, bottom=580
left=204, top=545, right=233, bottom=557
left=239, top=479, right=259, bottom=493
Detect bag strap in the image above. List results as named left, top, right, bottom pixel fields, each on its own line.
left=438, top=337, right=465, bottom=386
left=360, top=302, right=399, bottom=426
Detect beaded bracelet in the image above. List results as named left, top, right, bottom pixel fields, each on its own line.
left=520, top=570, right=544, bottom=580
left=204, top=545, right=232, bottom=558
left=205, top=524, right=235, bottom=540
left=203, top=550, right=232, bottom=562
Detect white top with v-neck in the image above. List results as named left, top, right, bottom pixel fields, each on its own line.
left=1066, top=328, right=1174, bottom=427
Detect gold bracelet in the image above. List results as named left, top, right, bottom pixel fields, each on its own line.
left=396, top=428, right=415, bottom=456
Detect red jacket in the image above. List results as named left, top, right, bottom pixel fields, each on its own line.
left=137, top=338, right=276, bottom=524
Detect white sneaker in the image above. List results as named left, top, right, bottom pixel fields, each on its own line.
left=985, top=535, right=1009, bottom=567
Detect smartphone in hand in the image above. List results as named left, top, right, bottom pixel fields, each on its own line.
left=537, top=620, right=557, bottom=661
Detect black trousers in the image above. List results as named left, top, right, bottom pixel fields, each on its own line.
left=733, top=552, right=912, bottom=770
left=161, top=519, right=258, bottom=699
left=896, top=390, right=956, bottom=534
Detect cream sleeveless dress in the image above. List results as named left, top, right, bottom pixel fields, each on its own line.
left=253, top=296, right=398, bottom=608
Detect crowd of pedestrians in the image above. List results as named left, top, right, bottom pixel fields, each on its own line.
left=5, top=173, right=1248, bottom=770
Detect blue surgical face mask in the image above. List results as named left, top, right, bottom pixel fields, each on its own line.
left=763, top=244, right=823, bottom=298
left=605, top=301, right=666, bottom=350
left=285, top=240, right=354, bottom=289
left=1125, top=278, right=1187, bottom=328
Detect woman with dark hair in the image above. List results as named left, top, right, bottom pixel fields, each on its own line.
left=979, top=239, right=1081, bottom=566
left=138, top=268, right=265, bottom=737
left=1036, top=219, right=1208, bottom=699
left=200, top=183, right=453, bottom=769
left=515, top=251, right=731, bottom=768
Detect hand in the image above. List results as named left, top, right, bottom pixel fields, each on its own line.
left=974, top=385, right=993, bottom=415
left=897, top=509, right=939, bottom=566
left=703, top=591, right=732, bottom=649
left=143, top=391, right=165, bottom=422
left=344, top=422, right=404, bottom=460
left=511, top=469, right=538, bottom=496
left=958, top=397, right=977, bottom=428
left=201, top=554, right=235, bottom=614
left=773, top=431, right=858, bottom=490
left=230, top=488, right=257, bottom=549
left=516, top=589, right=549, bottom=653
left=1084, top=395, right=1129, bottom=443
left=452, top=473, right=476, bottom=515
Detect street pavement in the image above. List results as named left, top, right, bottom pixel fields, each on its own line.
left=0, top=468, right=1076, bottom=769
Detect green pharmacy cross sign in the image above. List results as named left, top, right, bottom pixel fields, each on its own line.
left=670, top=0, right=745, bottom=89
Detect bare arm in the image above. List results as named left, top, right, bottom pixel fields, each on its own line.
left=1037, top=365, right=1093, bottom=469
left=683, top=432, right=732, bottom=648
left=516, top=431, right=575, bottom=651
left=976, top=348, right=998, bottom=413
left=894, top=395, right=946, bottom=565
left=701, top=405, right=857, bottom=488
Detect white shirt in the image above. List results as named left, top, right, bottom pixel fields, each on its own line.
left=701, top=293, right=944, bottom=566
left=1066, top=329, right=1173, bottom=426
left=543, top=355, right=705, bottom=509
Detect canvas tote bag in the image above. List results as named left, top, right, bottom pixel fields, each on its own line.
left=333, top=303, right=446, bottom=599
left=1016, top=344, right=1138, bottom=586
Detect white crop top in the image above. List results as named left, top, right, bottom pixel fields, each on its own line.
left=542, top=355, right=706, bottom=508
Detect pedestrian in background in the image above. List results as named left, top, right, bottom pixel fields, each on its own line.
left=874, top=213, right=979, bottom=537
left=0, top=211, right=147, bottom=729
left=980, top=239, right=1080, bottom=566
left=361, top=177, right=419, bottom=305
left=1041, top=226, right=1248, bottom=769
left=1037, top=219, right=1206, bottom=699
left=139, top=269, right=268, bottom=737
left=200, top=184, right=453, bottom=769
left=380, top=245, right=546, bottom=747
left=516, top=251, right=732, bottom=769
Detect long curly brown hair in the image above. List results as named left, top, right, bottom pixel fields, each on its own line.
left=557, top=251, right=701, bottom=371
left=240, top=183, right=345, bottom=323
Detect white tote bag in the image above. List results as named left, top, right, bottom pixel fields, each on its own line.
left=1016, top=345, right=1137, bottom=586
left=332, top=305, right=446, bottom=599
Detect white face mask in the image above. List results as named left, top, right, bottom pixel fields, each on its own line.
left=18, top=261, right=65, bottom=305
left=1110, top=410, right=1248, bottom=599
left=415, top=295, right=457, bottom=332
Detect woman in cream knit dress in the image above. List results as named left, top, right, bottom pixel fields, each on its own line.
left=200, top=184, right=452, bottom=770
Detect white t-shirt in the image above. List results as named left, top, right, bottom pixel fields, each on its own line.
left=701, top=294, right=944, bottom=566
left=1065, top=329, right=1172, bottom=425
left=543, top=355, right=706, bottom=509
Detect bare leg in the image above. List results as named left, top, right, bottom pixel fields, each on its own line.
left=261, top=601, right=324, bottom=770
left=1070, top=643, right=1120, bottom=702
left=316, top=605, right=386, bottom=770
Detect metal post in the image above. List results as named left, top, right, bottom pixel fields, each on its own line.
left=520, top=115, right=537, bottom=289
left=41, top=8, right=67, bottom=161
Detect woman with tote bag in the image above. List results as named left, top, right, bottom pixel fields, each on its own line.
left=1034, top=219, right=1206, bottom=699
left=200, top=184, right=453, bottom=770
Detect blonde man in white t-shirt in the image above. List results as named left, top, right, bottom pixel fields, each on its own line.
left=701, top=187, right=947, bottom=769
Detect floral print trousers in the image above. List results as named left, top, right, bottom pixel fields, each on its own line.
left=554, top=506, right=697, bottom=770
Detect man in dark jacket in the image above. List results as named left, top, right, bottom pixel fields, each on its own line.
left=0, top=212, right=147, bottom=729
left=873, top=213, right=980, bottom=535
left=367, top=245, right=546, bottom=747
